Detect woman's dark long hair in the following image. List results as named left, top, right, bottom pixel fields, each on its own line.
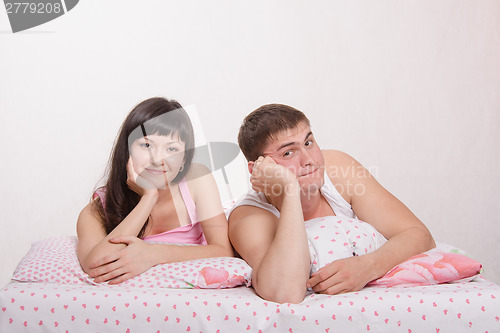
left=94, top=97, right=195, bottom=237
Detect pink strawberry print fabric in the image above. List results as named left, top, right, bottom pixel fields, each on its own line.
left=369, top=248, right=482, bottom=287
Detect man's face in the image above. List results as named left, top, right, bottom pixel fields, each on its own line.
left=262, top=122, right=325, bottom=191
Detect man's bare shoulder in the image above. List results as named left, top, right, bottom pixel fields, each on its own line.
left=229, top=204, right=278, bottom=225
left=322, top=149, right=357, bottom=168
left=321, top=150, right=372, bottom=203
left=322, top=150, right=362, bottom=181
left=228, top=204, right=279, bottom=267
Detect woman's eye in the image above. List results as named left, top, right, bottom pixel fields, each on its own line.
left=140, top=143, right=151, bottom=148
left=168, top=147, right=179, bottom=152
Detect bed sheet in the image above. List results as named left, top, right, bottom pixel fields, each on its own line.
left=1, top=277, right=499, bottom=332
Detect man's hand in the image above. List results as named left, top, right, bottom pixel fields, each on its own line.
left=87, top=236, right=156, bottom=284
left=250, top=156, right=297, bottom=199
left=306, top=255, right=376, bottom=295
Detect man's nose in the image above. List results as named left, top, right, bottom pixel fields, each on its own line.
left=300, top=149, right=314, bottom=167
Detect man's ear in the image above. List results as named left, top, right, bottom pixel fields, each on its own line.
left=248, top=161, right=255, bottom=175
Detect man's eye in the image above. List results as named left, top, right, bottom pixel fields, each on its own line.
left=283, top=150, right=293, bottom=157
left=305, top=140, right=313, bottom=147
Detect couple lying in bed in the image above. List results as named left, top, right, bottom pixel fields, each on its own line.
left=76, top=97, right=435, bottom=304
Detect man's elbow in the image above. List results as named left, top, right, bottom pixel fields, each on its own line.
left=253, top=276, right=306, bottom=304
left=257, top=288, right=305, bottom=304
left=426, top=232, right=436, bottom=251
left=275, top=292, right=305, bottom=304
left=416, top=226, right=436, bottom=252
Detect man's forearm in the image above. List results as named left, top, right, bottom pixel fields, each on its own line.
left=252, top=183, right=311, bottom=304
left=365, top=225, right=435, bottom=282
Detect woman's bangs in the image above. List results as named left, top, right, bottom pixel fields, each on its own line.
left=145, top=120, right=180, bottom=140
left=143, top=110, right=190, bottom=141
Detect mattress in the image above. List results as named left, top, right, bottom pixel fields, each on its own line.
left=1, top=277, right=499, bottom=332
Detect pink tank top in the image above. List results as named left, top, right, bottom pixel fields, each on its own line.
left=94, top=178, right=207, bottom=245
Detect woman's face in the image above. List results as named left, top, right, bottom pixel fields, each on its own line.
left=129, top=133, right=186, bottom=187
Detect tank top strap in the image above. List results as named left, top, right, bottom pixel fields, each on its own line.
left=93, top=187, right=106, bottom=205
left=227, top=189, right=280, bottom=219
left=178, top=177, right=199, bottom=225
left=228, top=171, right=356, bottom=220
left=320, top=170, right=356, bottom=218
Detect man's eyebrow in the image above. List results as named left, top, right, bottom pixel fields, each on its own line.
left=276, top=141, right=295, bottom=151
left=275, top=131, right=313, bottom=151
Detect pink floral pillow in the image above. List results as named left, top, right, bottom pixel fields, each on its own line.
left=368, top=247, right=482, bottom=287
left=12, top=236, right=251, bottom=289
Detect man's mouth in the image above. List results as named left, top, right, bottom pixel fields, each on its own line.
left=299, top=166, right=320, bottom=177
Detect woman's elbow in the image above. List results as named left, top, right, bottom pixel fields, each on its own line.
left=78, top=256, right=93, bottom=275
left=77, top=250, right=99, bottom=275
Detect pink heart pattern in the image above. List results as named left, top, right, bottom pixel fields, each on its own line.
left=306, top=216, right=387, bottom=273
left=1, top=275, right=499, bottom=332
left=11, top=236, right=251, bottom=289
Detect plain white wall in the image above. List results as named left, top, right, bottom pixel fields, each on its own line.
left=1, top=0, right=499, bottom=287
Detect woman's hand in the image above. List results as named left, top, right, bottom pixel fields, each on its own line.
left=126, top=157, right=159, bottom=197
left=87, top=236, right=157, bottom=285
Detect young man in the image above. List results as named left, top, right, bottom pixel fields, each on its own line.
left=228, top=104, right=435, bottom=304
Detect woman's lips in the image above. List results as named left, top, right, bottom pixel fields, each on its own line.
left=146, top=168, right=166, bottom=175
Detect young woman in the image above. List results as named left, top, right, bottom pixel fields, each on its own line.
left=77, top=97, right=233, bottom=284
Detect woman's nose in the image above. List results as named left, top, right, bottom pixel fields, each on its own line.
left=149, top=149, right=166, bottom=165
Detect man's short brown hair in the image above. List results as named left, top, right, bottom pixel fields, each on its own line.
left=238, top=104, right=310, bottom=162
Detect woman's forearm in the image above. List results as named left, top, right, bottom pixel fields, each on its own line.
left=81, top=193, right=158, bottom=271
left=150, top=242, right=234, bottom=265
